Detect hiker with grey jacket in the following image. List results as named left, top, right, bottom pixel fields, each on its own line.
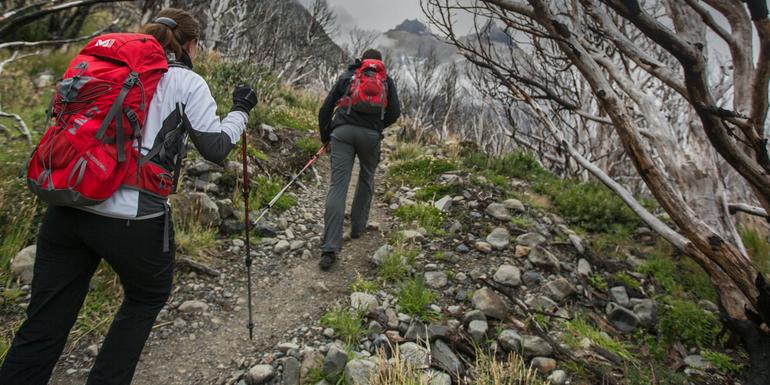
left=317, top=49, right=401, bottom=270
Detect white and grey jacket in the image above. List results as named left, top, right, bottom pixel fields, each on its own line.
left=81, top=65, right=246, bottom=220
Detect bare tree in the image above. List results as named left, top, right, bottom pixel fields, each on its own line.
left=423, top=0, right=770, bottom=382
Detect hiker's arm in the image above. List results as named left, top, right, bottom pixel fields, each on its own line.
left=383, top=76, right=401, bottom=128
left=318, top=76, right=345, bottom=143
left=183, top=76, right=247, bottom=164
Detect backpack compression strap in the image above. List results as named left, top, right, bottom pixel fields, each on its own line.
left=95, top=71, right=140, bottom=162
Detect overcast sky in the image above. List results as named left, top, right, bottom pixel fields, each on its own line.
left=325, top=0, right=424, bottom=32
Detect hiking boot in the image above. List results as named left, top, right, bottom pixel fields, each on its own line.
left=319, top=251, right=337, bottom=271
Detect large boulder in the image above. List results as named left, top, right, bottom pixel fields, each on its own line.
left=169, top=192, right=220, bottom=228
left=10, top=245, right=36, bottom=284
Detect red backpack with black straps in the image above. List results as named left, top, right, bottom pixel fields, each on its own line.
left=337, top=59, right=389, bottom=119
left=26, top=33, right=173, bottom=206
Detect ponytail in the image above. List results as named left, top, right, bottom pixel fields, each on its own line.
left=139, top=8, right=200, bottom=59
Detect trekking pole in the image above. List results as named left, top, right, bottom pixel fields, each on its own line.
left=251, top=143, right=330, bottom=227
left=241, top=133, right=255, bottom=340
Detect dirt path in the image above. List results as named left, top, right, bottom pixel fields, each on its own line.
left=50, top=159, right=387, bottom=385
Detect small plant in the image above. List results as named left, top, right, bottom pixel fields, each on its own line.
left=394, top=204, right=445, bottom=233
left=350, top=274, right=379, bottom=293
left=702, top=349, right=743, bottom=377
left=264, top=104, right=316, bottom=131
left=588, top=274, right=608, bottom=291
left=392, top=142, right=423, bottom=162
left=174, top=215, right=217, bottom=257
left=510, top=215, right=533, bottom=229
left=637, top=244, right=679, bottom=294
left=473, top=349, right=550, bottom=385
left=379, top=253, right=410, bottom=283
left=320, top=306, right=365, bottom=345
left=397, top=278, right=438, bottom=320
left=414, top=183, right=462, bottom=202
left=657, top=297, right=720, bottom=349
left=612, top=272, right=642, bottom=291
left=250, top=176, right=297, bottom=212
left=296, top=136, right=322, bottom=156
left=563, top=315, right=635, bottom=362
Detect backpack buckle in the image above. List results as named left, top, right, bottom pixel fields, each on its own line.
left=123, top=72, right=139, bottom=88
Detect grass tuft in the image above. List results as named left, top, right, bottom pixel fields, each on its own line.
left=396, top=278, right=438, bottom=320
left=320, top=306, right=365, bottom=345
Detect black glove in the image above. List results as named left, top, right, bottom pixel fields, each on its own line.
left=231, top=84, right=258, bottom=114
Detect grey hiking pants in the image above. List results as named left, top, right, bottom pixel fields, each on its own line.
left=322, top=125, right=382, bottom=253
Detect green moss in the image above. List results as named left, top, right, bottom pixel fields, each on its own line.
left=296, top=136, right=323, bottom=156
left=613, top=272, right=642, bottom=291
left=588, top=274, right=608, bottom=291
left=563, top=315, right=636, bottom=362
left=350, top=275, right=379, bottom=294
left=637, top=244, right=679, bottom=294
left=265, top=104, right=316, bottom=131
left=250, top=177, right=297, bottom=213
left=463, top=149, right=545, bottom=181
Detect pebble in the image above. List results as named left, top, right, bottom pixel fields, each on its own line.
left=493, top=265, right=522, bottom=287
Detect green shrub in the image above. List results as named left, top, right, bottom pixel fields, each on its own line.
left=588, top=274, right=608, bottom=291
left=174, top=215, right=217, bottom=257
left=535, top=178, right=640, bottom=233
left=296, top=136, right=322, bottom=156
left=350, top=275, right=379, bottom=293
left=387, top=158, right=456, bottom=186
left=464, top=150, right=545, bottom=181
left=397, top=278, right=438, bottom=320
left=250, top=177, right=297, bottom=212
left=392, top=142, right=423, bottom=162
left=379, top=253, right=410, bottom=283
left=637, top=248, right=679, bottom=294
left=741, top=227, right=770, bottom=275
left=658, top=297, right=720, bottom=349
left=702, top=349, right=743, bottom=376
left=394, top=204, right=445, bottom=233
left=264, top=104, right=316, bottom=131
left=320, top=306, right=365, bottom=345
left=680, top=258, right=717, bottom=302
left=613, top=272, right=642, bottom=291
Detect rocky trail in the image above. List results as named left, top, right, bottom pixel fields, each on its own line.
left=49, top=152, right=389, bottom=385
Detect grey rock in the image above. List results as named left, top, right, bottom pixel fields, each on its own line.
left=427, top=324, right=451, bottom=340
left=502, top=199, right=525, bottom=211
left=405, top=320, right=428, bottom=341
left=608, top=305, right=640, bottom=333
left=463, top=309, right=487, bottom=325
left=323, top=346, right=349, bottom=380
left=10, top=245, right=36, bottom=284
left=568, top=233, right=585, bottom=254
left=577, top=258, right=592, bottom=277
left=399, top=342, right=430, bottom=368
left=368, top=320, right=384, bottom=335
left=468, top=320, right=488, bottom=342
left=522, top=335, right=553, bottom=357
left=402, top=230, right=424, bottom=242
left=528, top=246, right=560, bottom=270
left=371, top=244, right=394, bottom=266
left=485, top=203, right=511, bottom=221
left=610, top=286, right=631, bottom=308
left=344, top=358, right=377, bottom=385
left=351, top=292, right=379, bottom=313
left=632, top=299, right=657, bottom=328
left=531, top=357, right=556, bottom=374
left=282, top=357, right=301, bottom=385
left=545, top=278, right=577, bottom=302
left=430, top=339, right=464, bottom=375
left=274, top=240, right=291, bottom=254
left=486, top=228, right=511, bottom=250
left=471, top=287, right=509, bottom=320
left=434, top=196, right=453, bottom=212
left=424, top=271, right=448, bottom=289
left=547, top=370, right=568, bottom=385
left=178, top=300, right=209, bottom=313
left=685, top=355, right=713, bottom=371
left=521, top=271, right=544, bottom=287
left=498, top=329, right=522, bottom=352
left=533, top=296, right=559, bottom=313
left=421, top=370, right=452, bottom=385
left=169, top=192, right=220, bottom=228
left=493, top=265, right=522, bottom=287
left=516, top=232, right=546, bottom=247
left=246, top=364, right=275, bottom=385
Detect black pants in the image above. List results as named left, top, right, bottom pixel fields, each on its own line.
left=0, top=206, right=174, bottom=385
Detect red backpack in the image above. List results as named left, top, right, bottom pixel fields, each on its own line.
left=26, top=33, right=172, bottom=206
left=337, top=59, right=389, bottom=119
